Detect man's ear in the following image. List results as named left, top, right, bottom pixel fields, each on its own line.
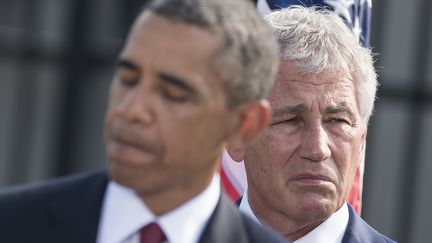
left=226, top=99, right=271, bottom=162
left=360, top=131, right=367, bottom=154
left=356, top=130, right=367, bottom=167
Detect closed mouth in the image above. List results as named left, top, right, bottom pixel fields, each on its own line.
left=290, top=173, right=333, bottom=183
left=113, top=136, right=155, bottom=153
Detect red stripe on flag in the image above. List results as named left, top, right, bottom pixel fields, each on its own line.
left=220, top=167, right=241, bottom=201
left=348, top=167, right=362, bottom=215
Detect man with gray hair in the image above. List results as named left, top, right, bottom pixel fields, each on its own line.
left=228, top=6, right=396, bottom=242
left=0, top=0, right=285, bottom=242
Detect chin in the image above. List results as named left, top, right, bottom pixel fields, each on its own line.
left=109, top=163, right=169, bottom=196
left=296, top=194, right=336, bottom=218
left=108, top=162, right=140, bottom=188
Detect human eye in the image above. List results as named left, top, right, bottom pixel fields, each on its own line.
left=326, top=117, right=352, bottom=126
left=271, top=116, right=302, bottom=126
left=119, top=77, right=138, bottom=87
left=160, top=85, right=191, bottom=103
left=117, top=68, right=139, bottom=87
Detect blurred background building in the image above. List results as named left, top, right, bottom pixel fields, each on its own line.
left=0, top=0, right=430, bottom=242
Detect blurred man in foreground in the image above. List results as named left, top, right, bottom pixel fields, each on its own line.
left=0, top=0, right=285, bottom=242
left=228, top=6, right=396, bottom=242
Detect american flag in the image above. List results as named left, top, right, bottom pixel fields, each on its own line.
left=221, top=0, right=372, bottom=215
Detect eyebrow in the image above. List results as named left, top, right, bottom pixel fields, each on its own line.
left=116, top=59, right=139, bottom=71
left=158, top=72, right=197, bottom=94
left=115, top=59, right=196, bottom=93
left=273, top=103, right=357, bottom=120
left=273, top=104, right=307, bottom=117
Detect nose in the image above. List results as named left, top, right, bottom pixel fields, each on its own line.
left=116, top=85, right=155, bottom=126
left=299, top=124, right=331, bottom=162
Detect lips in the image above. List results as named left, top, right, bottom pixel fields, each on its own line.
left=107, top=132, right=161, bottom=168
left=112, top=134, right=154, bottom=153
left=110, top=131, right=159, bottom=155
left=289, top=173, right=334, bottom=186
left=106, top=120, right=161, bottom=160
left=291, top=173, right=332, bottom=181
left=107, top=118, right=158, bottom=152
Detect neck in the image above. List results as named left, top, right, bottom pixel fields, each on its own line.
left=139, top=163, right=218, bottom=215
left=247, top=189, right=327, bottom=241
left=283, top=220, right=325, bottom=241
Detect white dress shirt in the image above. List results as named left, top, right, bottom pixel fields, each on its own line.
left=239, top=188, right=349, bottom=243
left=97, top=175, right=220, bottom=243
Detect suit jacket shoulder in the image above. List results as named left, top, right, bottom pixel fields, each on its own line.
left=0, top=170, right=108, bottom=243
left=342, top=204, right=397, bottom=243
left=199, top=195, right=286, bottom=243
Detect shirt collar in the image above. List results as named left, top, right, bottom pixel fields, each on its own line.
left=238, top=187, right=261, bottom=224
left=295, top=203, right=348, bottom=243
left=158, top=174, right=220, bottom=243
left=97, top=174, right=220, bottom=243
left=239, top=188, right=349, bottom=243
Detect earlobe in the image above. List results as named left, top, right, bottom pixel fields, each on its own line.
left=360, top=131, right=367, bottom=153
left=226, top=99, right=271, bottom=161
left=226, top=144, right=245, bottom=162
left=242, top=99, right=271, bottom=144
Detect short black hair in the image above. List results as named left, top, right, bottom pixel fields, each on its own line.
left=142, top=0, right=279, bottom=107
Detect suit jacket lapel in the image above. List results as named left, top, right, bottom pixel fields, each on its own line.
left=49, top=170, right=108, bottom=243
left=199, top=195, right=250, bottom=243
left=342, top=204, right=377, bottom=243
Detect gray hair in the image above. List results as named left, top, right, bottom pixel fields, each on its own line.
left=145, top=0, right=280, bottom=108
left=265, top=6, right=377, bottom=124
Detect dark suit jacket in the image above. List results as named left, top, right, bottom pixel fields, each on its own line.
left=0, top=170, right=286, bottom=243
left=237, top=197, right=396, bottom=243
left=342, top=204, right=396, bottom=243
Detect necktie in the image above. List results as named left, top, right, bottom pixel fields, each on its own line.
left=140, top=222, right=167, bottom=243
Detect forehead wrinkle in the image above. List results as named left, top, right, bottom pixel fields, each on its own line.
left=278, top=66, right=354, bottom=86
left=278, top=78, right=337, bottom=87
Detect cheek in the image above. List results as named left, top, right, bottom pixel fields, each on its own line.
left=104, top=84, right=127, bottom=132
left=246, top=132, right=293, bottom=178
left=264, top=128, right=299, bottom=158
left=108, top=80, right=126, bottom=104
left=331, top=139, right=363, bottom=187
left=103, top=107, right=117, bottom=140
left=157, top=112, right=224, bottom=161
left=161, top=112, right=214, bottom=145
left=160, top=102, right=206, bottom=130
left=348, top=140, right=363, bottom=177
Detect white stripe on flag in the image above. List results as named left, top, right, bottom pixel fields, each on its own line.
left=222, top=150, right=247, bottom=194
